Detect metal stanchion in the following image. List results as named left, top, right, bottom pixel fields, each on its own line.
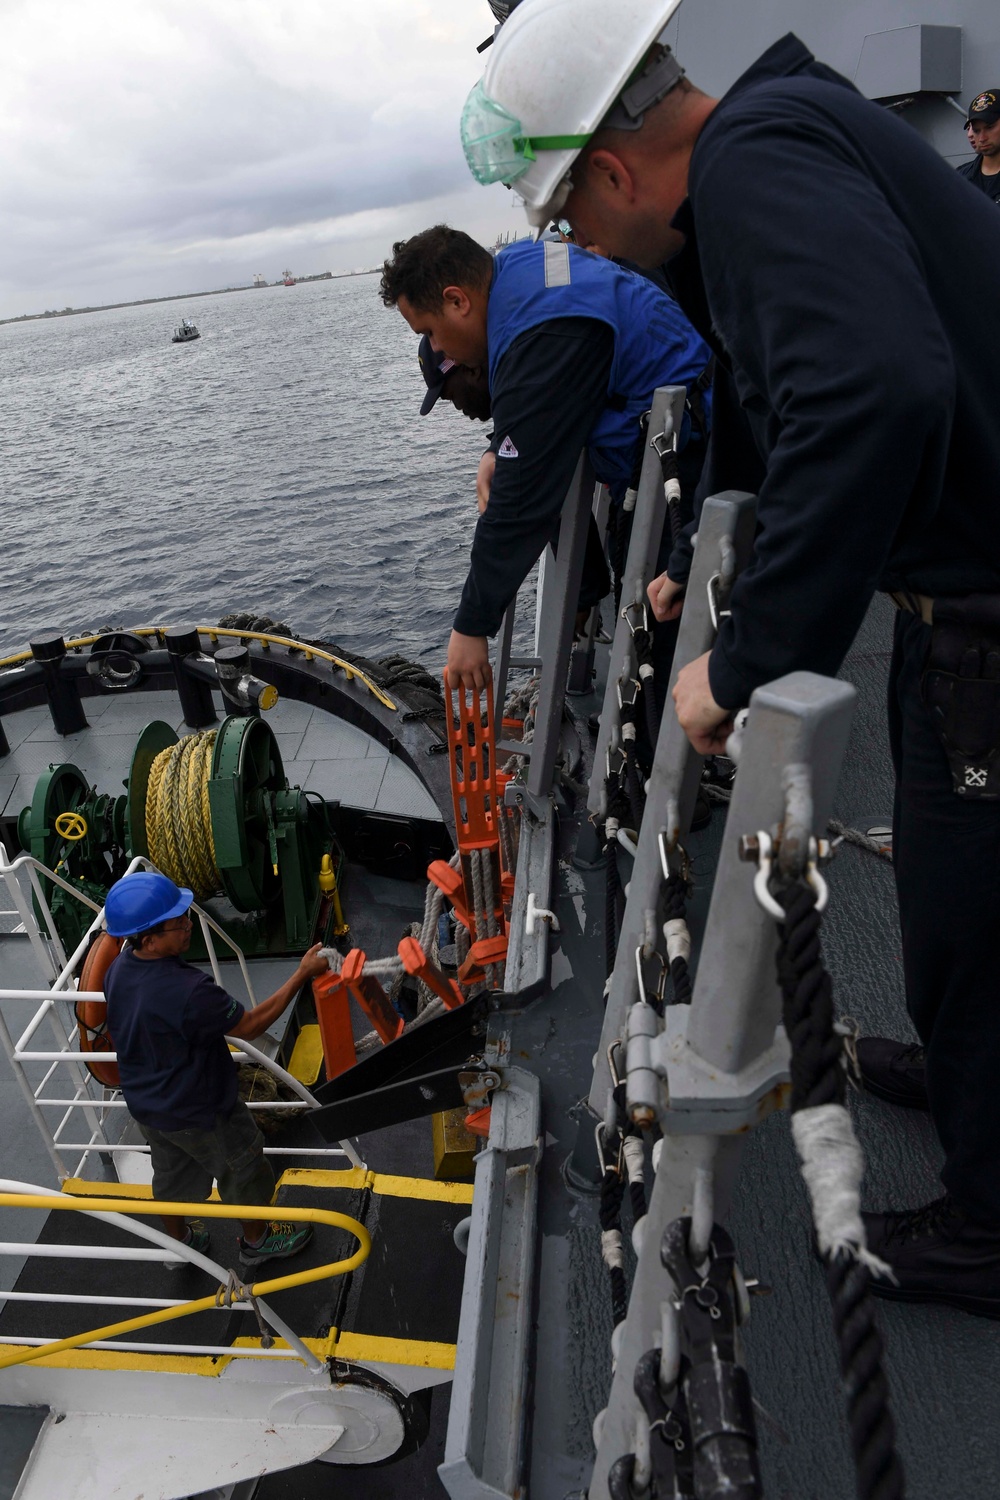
left=588, top=670, right=856, bottom=1500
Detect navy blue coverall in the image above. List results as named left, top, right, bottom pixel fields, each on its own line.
left=665, top=36, right=1000, bottom=1226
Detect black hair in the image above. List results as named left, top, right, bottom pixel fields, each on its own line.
left=129, top=922, right=166, bottom=951
left=379, top=225, right=493, bottom=311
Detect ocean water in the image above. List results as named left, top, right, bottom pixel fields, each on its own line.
left=0, top=277, right=499, bottom=664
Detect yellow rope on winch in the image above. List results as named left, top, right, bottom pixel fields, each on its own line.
left=145, top=731, right=219, bottom=899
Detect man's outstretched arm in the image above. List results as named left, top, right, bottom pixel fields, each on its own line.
left=447, top=318, right=614, bottom=689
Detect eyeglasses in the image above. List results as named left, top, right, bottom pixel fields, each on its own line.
left=162, top=913, right=193, bottom=932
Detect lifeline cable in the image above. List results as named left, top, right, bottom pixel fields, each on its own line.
left=598, top=1129, right=629, bottom=1331
left=774, top=878, right=905, bottom=1500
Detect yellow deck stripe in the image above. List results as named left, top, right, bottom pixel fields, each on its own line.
left=0, top=1346, right=228, bottom=1376
left=277, top=1167, right=371, bottom=1192
left=371, top=1172, right=474, bottom=1205
left=64, top=1169, right=474, bottom=1205
left=61, top=1179, right=225, bottom=1201
left=335, top=1331, right=456, bottom=1370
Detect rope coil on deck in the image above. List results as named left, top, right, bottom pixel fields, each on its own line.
left=145, top=731, right=219, bottom=899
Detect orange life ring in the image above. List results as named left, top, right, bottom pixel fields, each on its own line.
left=75, top=932, right=124, bottom=1088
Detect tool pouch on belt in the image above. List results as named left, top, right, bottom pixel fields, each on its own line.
left=921, top=594, right=1000, bottom=798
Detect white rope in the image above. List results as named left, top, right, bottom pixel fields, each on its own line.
left=600, top=1227, right=625, bottom=1272
left=622, top=1132, right=645, bottom=1187
left=791, top=1104, right=894, bottom=1279
left=663, top=917, right=690, bottom=965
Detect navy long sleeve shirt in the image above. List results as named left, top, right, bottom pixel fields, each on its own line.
left=665, top=35, right=1000, bottom=710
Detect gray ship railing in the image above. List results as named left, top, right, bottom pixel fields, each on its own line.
left=587, top=668, right=857, bottom=1499
left=584, top=383, right=688, bottom=859
left=443, top=443, right=607, bottom=1499
left=584, top=485, right=759, bottom=1129
left=495, top=449, right=598, bottom=998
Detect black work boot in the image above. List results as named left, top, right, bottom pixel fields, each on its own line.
left=855, top=1036, right=929, bottom=1110
left=864, top=1196, right=1000, bottom=1319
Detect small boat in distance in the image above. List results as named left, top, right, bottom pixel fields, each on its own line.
left=171, top=317, right=200, bottom=343
left=282, top=269, right=296, bottom=285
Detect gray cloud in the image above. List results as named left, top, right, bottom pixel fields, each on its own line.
left=0, top=0, right=514, bottom=317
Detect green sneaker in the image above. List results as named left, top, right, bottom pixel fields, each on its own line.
left=164, top=1219, right=210, bottom=1269
left=238, top=1220, right=314, bottom=1268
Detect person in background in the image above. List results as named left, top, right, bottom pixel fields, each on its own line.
left=103, top=871, right=328, bottom=1267
left=957, top=90, right=1000, bottom=204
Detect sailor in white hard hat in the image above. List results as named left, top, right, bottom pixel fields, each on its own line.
left=461, top=4, right=1000, bottom=1319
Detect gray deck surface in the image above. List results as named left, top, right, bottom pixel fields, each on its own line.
left=523, top=594, right=1000, bottom=1500
left=0, top=689, right=439, bottom=823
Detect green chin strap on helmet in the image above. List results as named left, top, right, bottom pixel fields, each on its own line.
left=461, top=78, right=592, bottom=187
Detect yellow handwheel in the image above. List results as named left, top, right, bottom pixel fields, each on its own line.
left=54, top=811, right=88, bottom=842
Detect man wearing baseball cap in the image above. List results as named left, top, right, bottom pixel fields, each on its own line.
left=417, top=333, right=492, bottom=422
left=957, top=90, right=1000, bottom=204
left=102, top=871, right=328, bottom=1267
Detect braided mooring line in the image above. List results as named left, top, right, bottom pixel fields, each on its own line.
left=599, top=1156, right=628, bottom=1330
left=146, top=732, right=219, bottom=898
left=775, top=881, right=905, bottom=1500
left=662, top=872, right=692, bottom=1007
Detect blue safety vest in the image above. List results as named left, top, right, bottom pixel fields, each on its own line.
left=487, top=240, right=712, bottom=492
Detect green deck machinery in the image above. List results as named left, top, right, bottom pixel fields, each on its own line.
left=16, top=716, right=345, bottom=957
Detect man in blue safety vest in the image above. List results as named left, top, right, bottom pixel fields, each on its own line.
left=380, top=225, right=711, bottom=693
left=460, top=0, right=1000, bottom=1316
left=103, top=871, right=328, bottom=1267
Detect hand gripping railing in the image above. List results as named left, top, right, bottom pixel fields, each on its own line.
left=0, top=1180, right=369, bottom=1374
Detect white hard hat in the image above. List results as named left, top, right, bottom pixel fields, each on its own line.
left=462, top=0, right=685, bottom=229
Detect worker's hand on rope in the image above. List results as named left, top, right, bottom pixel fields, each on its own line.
left=647, top=571, right=685, bottom=623
left=446, top=630, right=490, bottom=692
left=295, top=943, right=329, bottom=982
left=476, top=449, right=496, bottom=515
left=672, top=652, right=734, bottom=754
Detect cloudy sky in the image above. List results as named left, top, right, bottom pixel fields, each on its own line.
left=0, top=0, right=516, bottom=319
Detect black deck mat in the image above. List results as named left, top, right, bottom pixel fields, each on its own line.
left=277, top=1180, right=467, bottom=1347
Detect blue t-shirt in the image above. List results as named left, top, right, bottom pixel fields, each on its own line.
left=104, top=947, right=245, bottom=1130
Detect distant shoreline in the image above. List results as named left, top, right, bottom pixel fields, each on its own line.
left=0, top=268, right=381, bottom=329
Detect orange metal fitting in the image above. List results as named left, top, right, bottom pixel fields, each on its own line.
left=397, top=935, right=464, bottom=1011
left=457, top=934, right=509, bottom=988
left=464, top=1107, right=492, bottom=1138
left=442, top=666, right=508, bottom=936
left=312, top=970, right=357, bottom=1080
left=340, top=949, right=404, bottom=1045
left=427, top=859, right=473, bottom=931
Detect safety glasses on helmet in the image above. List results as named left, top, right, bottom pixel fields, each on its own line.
left=461, top=78, right=590, bottom=186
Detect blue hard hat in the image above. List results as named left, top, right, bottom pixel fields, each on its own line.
left=104, top=872, right=193, bottom=937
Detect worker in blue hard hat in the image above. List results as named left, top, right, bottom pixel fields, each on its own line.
left=103, top=871, right=329, bottom=1267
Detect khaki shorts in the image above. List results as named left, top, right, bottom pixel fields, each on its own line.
left=139, top=1099, right=276, bottom=1211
